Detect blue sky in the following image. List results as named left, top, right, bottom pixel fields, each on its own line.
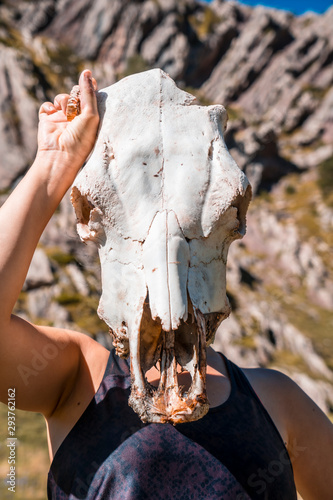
left=202, top=0, right=332, bottom=15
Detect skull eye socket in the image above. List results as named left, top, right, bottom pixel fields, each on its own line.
left=71, top=186, right=96, bottom=226
left=81, top=196, right=96, bottom=225
left=71, top=186, right=105, bottom=244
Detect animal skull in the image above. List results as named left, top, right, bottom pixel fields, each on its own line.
left=70, top=69, right=251, bottom=424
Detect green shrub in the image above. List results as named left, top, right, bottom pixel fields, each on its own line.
left=46, top=247, right=76, bottom=266
left=285, top=184, right=296, bottom=195
left=121, top=54, right=149, bottom=79
left=189, top=7, right=221, bottom=40
left=55, top=292, right=82, bottom=305
left=318, top=156, right=333, bottom=206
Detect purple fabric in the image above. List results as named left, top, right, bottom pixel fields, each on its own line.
left=49, top=424, right=250, bottom=499
left=47, top=350, right=297, bottom=499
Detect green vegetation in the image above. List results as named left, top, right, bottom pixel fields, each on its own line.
left=284, top=184, right=296, bottom=195
left=45, top=247, right=77, bottom=266
left=0, top=15, right=86, bottom=99
left=268, top=349, right=315, bottom=376
left=318, top=156, right=333, bottom=207
left=2, top=100, right=22, bottom=145
left=14, top=291, right=28, bottom=312
left=256, top=190, right=273, bottom=203
left=55, top=292, right=82, bottom=305
left=277, top=289, right=333, bottom=372
left=41, top=42, right=86, bottom=94
left=0, top=403, right=48, bottom=500
left=234, top=334, right=257, bottom=350
left=301, top=84, right=327, bottom=100
left=53, top=284, right=107, bottom=335
left=0, top=19, right=24, bottom=51
left=240, top=172, right=333, bottom=378
left=300, top=17, right=314, bottom=28
left=266, top=173, right=332, bottom=249
left=181, top=86, right=213, bottom=106
left=67, top=295, right=107, bottom=335
left=119, top=54, right=149, bottom=80
left=226, top=106, right=244, bottom=122
left=189, top=7, right=221, bottom=40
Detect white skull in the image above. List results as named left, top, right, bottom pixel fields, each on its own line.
left=71, top=69, right=251, bottom=424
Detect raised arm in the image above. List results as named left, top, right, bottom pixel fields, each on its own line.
left=0, top=70, right=99, bottom=415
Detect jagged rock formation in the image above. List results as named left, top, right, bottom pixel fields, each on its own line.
left=1, top=0, right=333, bottom=192
left=0, top=0, right=332, bottom=414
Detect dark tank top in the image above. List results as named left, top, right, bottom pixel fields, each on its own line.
left=47, top=349, right=297, bottom=499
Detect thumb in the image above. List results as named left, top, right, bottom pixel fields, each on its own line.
left=79, top=69, right=98, bottom=117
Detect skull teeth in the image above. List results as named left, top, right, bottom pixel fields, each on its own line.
left=128, top=309, right=209, bottom=424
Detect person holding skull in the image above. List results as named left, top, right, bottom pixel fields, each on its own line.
left=0, top=69, right=332, bottom=500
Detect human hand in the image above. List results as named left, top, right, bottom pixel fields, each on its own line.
left=37, top=69, right=99, bottom=174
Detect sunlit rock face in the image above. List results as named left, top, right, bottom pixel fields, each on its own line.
left=71, top=69, right=252, bottom=424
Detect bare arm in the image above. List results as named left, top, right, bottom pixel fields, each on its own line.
left=245, top=367, right=333, bottom=499
left=285, top=377, right=333, bottom=499
left=0, top=70, right=99, bottom=416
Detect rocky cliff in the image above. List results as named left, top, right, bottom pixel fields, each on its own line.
left=0, top=0, right=332, bottom=413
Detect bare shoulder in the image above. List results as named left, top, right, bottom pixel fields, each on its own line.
left=242, top=365, right=296, bottom=415
left=242, top=365, right=332, bottom=430
left=241, top=367, right=293, bottom=445
left=242, top=365, right=291, bottom=390
left=39, top=324, right=110, bottom=419
left=0, top=314, right=109, bottom=419
left=242, top=366, right=333, bottom=499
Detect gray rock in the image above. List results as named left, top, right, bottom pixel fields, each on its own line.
left=281, top=324, right=333, bottom=380
left=289, top=144, right=333, bottom=169
left=0, top=48, right=39, bottom=190
left=66, top=264, right=90, bottom=296
left=27, top=287, right=72, bottom=326
left=24, top=249, right=54, bottom=290
left=141, top=13, right=180, bottom=64
left=48, top=301, right=71, bottom=327
left=203, top=6, right=293, bottom=106
left=27, top=287, right=53, bottom=318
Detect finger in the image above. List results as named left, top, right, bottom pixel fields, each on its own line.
left=79, top=69, right=98, bottom=116
left=54, top=94, right=70, bottom=114
left=39, top=102, right=57, bottom=117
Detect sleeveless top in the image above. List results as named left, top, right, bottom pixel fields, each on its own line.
left=47, top=349, right=297, bottom=500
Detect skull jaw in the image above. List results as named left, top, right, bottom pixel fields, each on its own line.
left=129, top=387, right=209, bottom=424
left=127, top=308, right=217, bottom=425
left=106, top=296, right=228, bottom=424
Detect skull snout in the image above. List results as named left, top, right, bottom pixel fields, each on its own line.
left=143, top=209, right=189, bottom=331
